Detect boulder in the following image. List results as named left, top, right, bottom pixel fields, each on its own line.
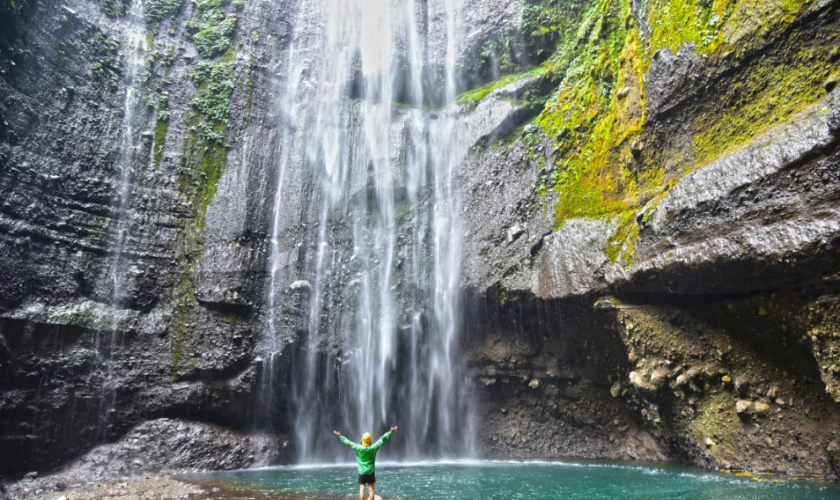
left=735, top=376, right=750, bottom=396
left=736, top=400, right=753, bottom=416
left=629, top=371, right=658, bottom=393
left=650, top=368, right=670, bottom=389
left=753, top=402, right=771, bottom=417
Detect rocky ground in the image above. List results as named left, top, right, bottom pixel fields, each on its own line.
left=3, top=474, right=372, bottom=500
left=1, top=419, right=287, bottom=500
left=3, top=475, right=204, bottom=500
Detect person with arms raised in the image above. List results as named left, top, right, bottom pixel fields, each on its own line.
left=334, top=426, right=398, bottom=500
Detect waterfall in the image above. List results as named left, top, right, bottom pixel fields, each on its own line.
left=96, top=0, right=148, bottom=441
left=264, top=0, right=474, bottom=461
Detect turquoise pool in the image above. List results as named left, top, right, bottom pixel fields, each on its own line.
left=185, top=460, right=840, bottom=500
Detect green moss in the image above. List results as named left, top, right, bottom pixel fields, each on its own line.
left=647, top=0, right=810, bottom=57
left=1, top=0, right=20, bottom=13
left=606, top=210, right=640, bottom=265
left=692, top=44, right=838, bottom=166
left=535, top=0, right=643, bottom=228
left=456, top=31, right=528, bottom=85
left=244, top=54, right=255, bottom=127
left=166, top=0, right=240, bottom=376
left=170, top=268, right=194, bottom=380
left=154, top=114, right=168, bottom=167
left=643, top=0, right=823, bottom=168
left=394, top=203, right=411, bottom=219
left=143, top=0, right=185, bottom=33
left=521, top=0, right=595, bottom=62
left=606, top=210, right=633, bottom=263
left=52, top=306, right=113, bottom=331
left=163, top=44, right=176, bottom=67
left=180, top=106, right=227, bottom=229
left=212, top=309, right=245, bottom=324
left=516, top=0, right=825, bottom=271
left=457, top=66, right=548, bottom=107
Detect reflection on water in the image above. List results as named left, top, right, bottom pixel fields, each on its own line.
left=180, top=460, right=840, bottom=500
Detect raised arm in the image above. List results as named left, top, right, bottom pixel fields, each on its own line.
left=370, top=426, right=397, bottom=451
left=335, top=430, right=362, bottom=451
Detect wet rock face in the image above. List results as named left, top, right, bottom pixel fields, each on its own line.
left=0, top=0, right=530, bottom=479
left=464, top=288, right=840, bottom=477
left=0, top=318, right=258, bottom=475
left=0, top=0, right=291, bottom=475
left=456, top=0, right=840, bottom=480
left=463, top=294, right=667, bottom=461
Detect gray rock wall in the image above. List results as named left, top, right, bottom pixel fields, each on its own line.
left=2, top=0, right=840, bottom=483
left=0, top=0, right=527, bottom=478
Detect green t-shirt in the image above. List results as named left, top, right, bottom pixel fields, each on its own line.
left=339, top=431, right=392, bottom=475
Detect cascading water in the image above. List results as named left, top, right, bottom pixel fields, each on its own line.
left=263, top=0, right=475, bottom=460
left=95, top=3, right=148, bottom=440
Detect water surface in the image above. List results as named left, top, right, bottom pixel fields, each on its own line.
left=185, top=460, right=840, bottom=500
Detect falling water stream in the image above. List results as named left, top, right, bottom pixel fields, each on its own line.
left=96, top=2, right=148, bottom=440
left=265, top=0, right=473, bottom=461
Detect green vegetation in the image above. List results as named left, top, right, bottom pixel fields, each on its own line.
left=503, top=0, right=829, bottom=265
left=179, top=61, right=233, bottom=224
left=93, top=31, right=119, bottom=52
left=91, top=31, right=122, bottom=91
left=190, top=61, right=234, bottom=142
left=143, top=0, right=185, bottom=33
left=154, top=92, right=170, bottom=167
left=457, top=66, right=548, bottom=107
left=692, top=35, right=839, bottom=167
left=170, top=267, right=194, bottom=379
left=100, top=0, right=128, bottom=18
left=534, top=0, right=641, bottom=227
left=191, top=12, right=237, bottom=57
left=457, top=32, right=528, bottom=86
left=521, top=0, right=593, bottom=62
left=51, top=305, right=113, bottom=331
left=187, top=0, right=238, bottom=58
left=605, top=210, right=639, bottom=265
left=646, top=0, right=809, bottom=56
left=167, top=0, right=242, bottom=379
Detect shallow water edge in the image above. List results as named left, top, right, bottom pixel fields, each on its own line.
left=177, top=459, right=840, bottom=500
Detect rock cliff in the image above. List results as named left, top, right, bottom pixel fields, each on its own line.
left=458, top=0, right=840, bottom=477
left=2, top=0, right=840, bottom=485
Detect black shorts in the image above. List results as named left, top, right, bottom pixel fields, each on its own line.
left=358, top=473, right=375, bottom=484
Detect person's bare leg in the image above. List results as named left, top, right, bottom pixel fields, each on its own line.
left=359, top=484, right=365, bottom=500
left=368, top=484, right=375, bottom=500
